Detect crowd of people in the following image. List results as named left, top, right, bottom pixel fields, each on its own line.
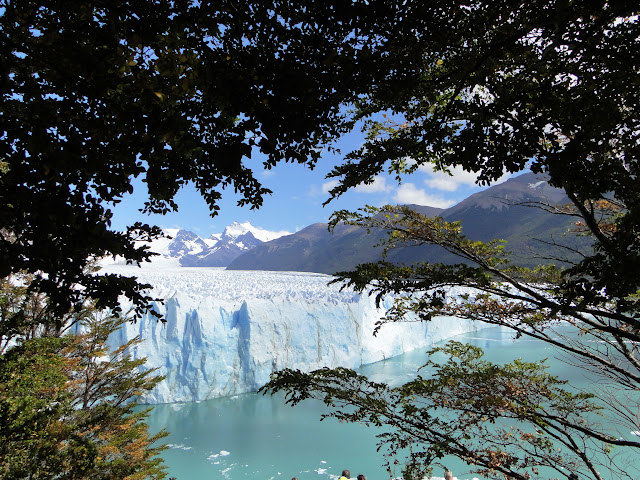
left=292, top=469, right=579, bottom=479
left=291, top=468, right=454, bottom=480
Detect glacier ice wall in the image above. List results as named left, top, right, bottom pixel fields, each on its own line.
left=101, top=266, right=480, bottom=404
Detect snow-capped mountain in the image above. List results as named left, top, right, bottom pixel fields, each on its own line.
left=180, top=222, right=291, bottom=267
left=101, top=222, right=290, bottom=268
left=166, top=229, right=210, bottom=258
left=221, top=221, right=289, bottom=243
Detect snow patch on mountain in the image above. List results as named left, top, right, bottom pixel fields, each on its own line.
left=206, top=233, right=222, bottom=245
left=99, top=265, right=482, bottom=404
left=528, top=180, right=546, bottom=189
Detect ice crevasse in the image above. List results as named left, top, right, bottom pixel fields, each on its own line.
left=101, top=267, right=481, bottom=404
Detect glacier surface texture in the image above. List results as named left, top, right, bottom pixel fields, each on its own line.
left=101, top=266, right=480, bottom=404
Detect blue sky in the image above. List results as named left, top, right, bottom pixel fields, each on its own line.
left=109, top=127, right=511, bottom=237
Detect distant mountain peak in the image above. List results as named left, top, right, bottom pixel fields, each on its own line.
left=100, top=222, right=290, bottom=269
left=222, top=221, right=254, bottom=239
left=222, top=221, right=290, bottom=242
left=167, top=229, right=208, bottom=257
left=173, top=229, right=200, bottom=240
left=228, top=172, right=589, bottom=274
left=162, top=228, right=180, bottom=239
left=444, top=172, right=565, bottom=213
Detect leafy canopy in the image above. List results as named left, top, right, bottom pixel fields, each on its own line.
left=3, top=1, right=640, bottom=477
left=0, top=309, right=168, bottom=480
left=263, top=2, right=640, bottom=480
left=325, top=0, right=640, bottom=306
left=1, top=0, right=419, bottom=316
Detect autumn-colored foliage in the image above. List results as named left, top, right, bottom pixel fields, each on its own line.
left=0, top=303, right=168, bottom=480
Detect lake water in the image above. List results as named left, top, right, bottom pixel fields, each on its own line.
left=144, top=326, right=639, bottom=480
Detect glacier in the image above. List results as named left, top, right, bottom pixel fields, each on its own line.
left=99, top=265, right=481, bottom=404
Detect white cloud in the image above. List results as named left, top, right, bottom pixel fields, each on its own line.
left=321, top=179, right=339, bottom=194
left=354, top=176, right=392, bottom=193
left=418, top=164, right=511, bottom=192
left=258, top=168, right=276, bottom=178
left=418, top=164, right=479, bottom=191
left=394, top=183, right=456, bottom=208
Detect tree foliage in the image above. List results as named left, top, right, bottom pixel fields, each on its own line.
left=0, top=273, right=91, bottom=352
left=0, top=0, right=418, bottom=317
left=325, top=0, right=640, bottom=307
left=0, top=304, right=168, bottom=480
left=264, top=343, right=614, bottom=480
left=3, top=1, right=640, bottom=478
left=263, top=2, right=640, bottom=479
left=264, top=203, right=640, bottom=479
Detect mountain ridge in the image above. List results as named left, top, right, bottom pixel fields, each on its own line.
left=100, top=221, right=291, bottom=268
left=227, top=172, right=592, bottom=273
left=101, top=172, right=591, bottom=272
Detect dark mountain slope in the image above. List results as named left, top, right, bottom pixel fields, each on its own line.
left=228, top=173, right=592, bottom=274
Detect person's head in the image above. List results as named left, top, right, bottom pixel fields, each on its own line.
left=341, top=470, right=351, bottom=478
left=357, top=475, right=366, bottom=480
left=444, top=470, right=453, bottom=480
left=291, top=478, right=298, bottom=480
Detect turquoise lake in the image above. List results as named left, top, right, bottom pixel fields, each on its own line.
left=144, top=326, right=640, bottom=480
